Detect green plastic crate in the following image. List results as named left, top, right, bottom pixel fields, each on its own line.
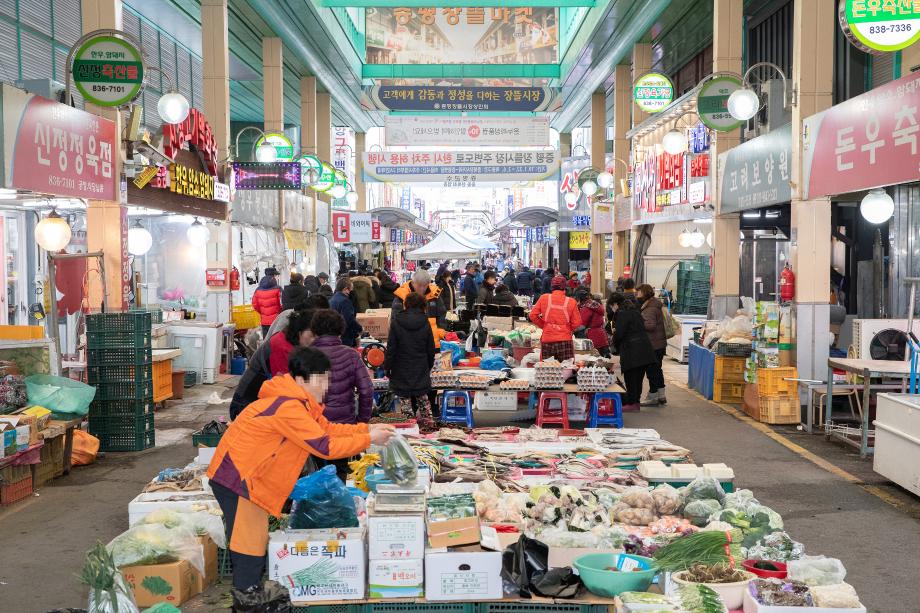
left=89, top=379, right=154, bottom=402
left=217, top=547, right=232, bottom=577
left=130, top=306, right=164, bottom=324
left=89, top=398, right=154, bottom=418
left=86, top=329, right=152, bottom=350
left=87, top=346, right=152, bottom=366
left=292, top=606, right=360, bottom=613
left=191, top=428, right=224, bottom=447
left=86, top=311, right=152, bottom=333
left=88, top=413, right=155, bottom=452
left=87, top=362, right=152, bottom=386
left=364, top=604, right=476, bottom=613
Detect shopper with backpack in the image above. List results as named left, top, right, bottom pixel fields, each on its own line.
left=637, top=284, right=671, bottom=405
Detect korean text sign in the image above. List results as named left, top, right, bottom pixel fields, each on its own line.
left=364, top=85, right=560, bottom=113
left=3, top=85, right=117, bottom=200
left=803, top=71, right=920, bottom=199
left=363, top=150, right=559, bottom=187
left=385, top=116, right=549, bottom=147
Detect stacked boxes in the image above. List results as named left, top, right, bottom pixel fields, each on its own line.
left=712, top=355, right=746, bottom=404
left=86, top=312, right=155, bottom=451
left=368, top=513, right=426, bottom=598
left=676, top=256, right=711, bottom=315
left=748, top=367, right=800, bottom=424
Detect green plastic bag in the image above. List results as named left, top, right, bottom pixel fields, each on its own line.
left=25, top=374, right=96, bottom=417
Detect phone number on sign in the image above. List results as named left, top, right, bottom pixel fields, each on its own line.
left=91, top=85, right=127, bottom=93
left=868, top=24, right=913, bottom=34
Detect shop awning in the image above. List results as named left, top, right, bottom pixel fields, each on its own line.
left=369, top=206, right=430, bottom=233
left=284, top=229, right=309, bottom=251
left=495, top=206, right=559, bottom=230
left=406, top=229, right=481, bottom=260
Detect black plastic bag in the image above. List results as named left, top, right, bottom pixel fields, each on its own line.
left=501, top=535, right=583, bottom=599
left=231, top=581, right=292, bottom=613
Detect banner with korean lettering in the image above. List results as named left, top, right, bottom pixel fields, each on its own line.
left=558, top=156, right=592, bottom=231
left=363, top=85, right=561, bottom=112
left=803, top=71, right=920, bottom=199
left=1, top=84, right=117, bottom=200
left=366, top=7, right=558, bottom=64
left=362, top=150, right=559, bottom=187
left=331, top=211, right=374, bottom=243
left=385, top=116, right=549, bottom=147
left=719, top=123, right=792, bottom=213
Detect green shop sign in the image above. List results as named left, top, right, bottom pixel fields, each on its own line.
left=313, top=163, right=337, bottom=192
left=839, top=0, right=920, bottom=53
left=72, top=34, right=144, bottom=107
left=696, top=75, right=744, bottom=132
left=257, top=132, right=295, bottom=162
left=297, top=154, right=322, bottom=188
left=633, top=73, right=674, bottom=113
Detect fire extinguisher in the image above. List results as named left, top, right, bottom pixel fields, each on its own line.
left=780, top=263, right=795, bottom=302
left=230, top=266, right=240, bottom=291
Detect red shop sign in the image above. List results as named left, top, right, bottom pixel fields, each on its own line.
left=162, top=107, right=219, bottom=175
left=4, top=85, right=117, bottom=200
left=804, top=71, right=920, bottom=199
left=371, top=220, right=381, bottom=241
left=332, top=211, right=351, bottom=243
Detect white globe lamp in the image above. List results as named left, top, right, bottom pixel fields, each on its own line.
left=186, top=217, right=210, bottom=246
left=596, top=171, right=614, bottom=189
left=35, top=210, right=72, bottom=252
left=662, top=128, right=689, bottom=155
left=127, top=220, right=153, bottom=256
left=727, top=87, right=760, bottom=121
left=689, top=228, right=706, bottom=248
left=157, top=91, right=191, bottom=124
left=860, top=189, right=894, bottom=224
left=330, top=183, right=348, bottom=199
left=677, top=228, right=693, bottom=248
left=564, top=191, right=578, bottom=205
left=345, top=190, right=359, bottom=206
left=255, top=141, right=278, bottom=163
left=581, top=180, right=598, bottom=197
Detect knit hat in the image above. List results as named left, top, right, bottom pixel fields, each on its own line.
left=551, top=276, right=566, bottom=290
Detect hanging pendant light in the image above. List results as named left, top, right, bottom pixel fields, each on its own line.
left=859, top=188, right=894, bottom=224
left=677, top=228, right=693, bottom=248
left=186, top=217, right=210, bottom=246
left=35, top=209, right=72, bottom=252
left=127, top=219, right=153, bottom=256
left=662, top=128, right=689, bottom=155
left=596, top=171, right=614, bottom=189
left=580, top=180, right=598, bottom=197
left=727, top=87, right=760, bottom=121
left=157, top=90, right=191, bottom=124
left=345, top=190, right=359, bottom=206
left=689, top=228, right=706, bottom=248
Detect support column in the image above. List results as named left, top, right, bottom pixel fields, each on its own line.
left=556, top=133, right=571, bottom=271
left=710, top=0, right=744, bottom=318
left=355, top=131, right=366, bottom=213
left=262, top=38, right=284, bottom=133
left=791, top=0, right=835, bottom=382
left=590, top=92, right=606, bottom=296
left=612, top=63, right=631, bottom=285
left=316, top=93, right=333, bottom=274
left=83, top=0, right=126, bottom=311
left=301, top=77, right=318, bottom=273
left=631, top=43, right=652, bottom=126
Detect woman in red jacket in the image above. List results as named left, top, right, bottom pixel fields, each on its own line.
left=268, top=309, right=316, bottom=376
left=574, top=287, right=609, bottom=357
left=529, top=275, right=582, bottom=361
left=252, top=267, right=282, bottom=337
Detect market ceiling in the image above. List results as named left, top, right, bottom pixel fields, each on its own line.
left=143, top=0, right=681, bottom=133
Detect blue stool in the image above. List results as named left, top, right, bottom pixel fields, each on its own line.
left=527, top=391, right=538, bottom=413
left=441, top=391, right=474, bottom=427
left=588, top=392, right=623, bottom=428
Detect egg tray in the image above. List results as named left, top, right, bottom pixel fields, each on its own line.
left=576, top=366, right=613, bottom=392
left=458, top=375, right=491, bottom=390
left=499, top=379, right=531, bottom=390
left=431, top=371, right=460, bottom=388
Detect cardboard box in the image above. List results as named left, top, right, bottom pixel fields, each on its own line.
left=0, top=425, right=16, bottom=458
left=120, top=559, right=197, bottom=608
left=368, top=558, right=425, bottom=599
left=7, top=412, right=39, bottom=445
left=424, top=548, right=503, bottom=601
left=192, top=536, right=218, bottom=594
left=0, top=417, right=31, bottom=451
left=474, top=391, right=518, bottom=411
left=18, top=406, right=51, bottom=433
left=357, top=308, right=391, bottom=341
left=427, top=516, right=481, bottom=549
left=368, top=514, right=426, bottom=560
left=547, top=547, right=624, bottom=569
left=267, top=528, right=365, bottom=601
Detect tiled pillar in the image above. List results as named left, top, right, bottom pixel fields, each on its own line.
left=262, top=38, right=284, bottom=133
left=612, top=63, right=631, bottom=283
left=590, top=92, right=606, bottom=295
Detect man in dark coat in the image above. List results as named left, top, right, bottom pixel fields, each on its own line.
left=609, top=292, right=656, bottom=411
left=317, top=272, right=333, bottom=298
left=516, top=266, right=534, bottom=297
left=375, top=270, right=399, bottom=306
left=385, top=293, right=436, bottom=428
left=542, top=267, right=556, bottom=294
left=492, top=283, right=518, bottom=306
left=501, top=268, right=518, bottom=293
left=303, top=274, right=321, bottom=295
left=462, top=263, right=479, bottom=308
left=281, top=273, right=309, bottom=311
left=329, top=277, right=362, bottom=347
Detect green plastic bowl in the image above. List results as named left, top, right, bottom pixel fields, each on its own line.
left=573, top=553, right=658, bottom=598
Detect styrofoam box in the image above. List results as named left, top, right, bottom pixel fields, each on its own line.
left=474, top=391, right=519, bottom=411
left=368, top=514, right=426, bottom=560
left=368, top=558, right=424, bottom=599
left=128, top=491, right=219, bottom=526
left=424, top=550, right=503, bottom=601
left=268, top=528, right=366, bottom=602
left=742, top=590, right=866, bottom=613
left=197, top=447, right=217, bottom=465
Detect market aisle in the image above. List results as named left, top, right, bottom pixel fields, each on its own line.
left=0, top=384, right=233, bottom=612
left=635, top=369, right=920, bottom=613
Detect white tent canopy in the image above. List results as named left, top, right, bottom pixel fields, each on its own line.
left=407, top=229, right=482, bottom=260
left=451, top=228, right=498, bottom=251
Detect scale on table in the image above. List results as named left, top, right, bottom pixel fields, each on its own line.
left=373, top=484, right=427, bottom=513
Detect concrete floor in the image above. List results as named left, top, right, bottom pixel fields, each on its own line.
left=1, top=365, right=918, bottom=612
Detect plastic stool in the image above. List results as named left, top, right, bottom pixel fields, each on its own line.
left=536, top=391, right=569, bottom=428
left=588, top=392, right=624, bottom=428
left=527, top=391, right=538, bottom=413
left=441, top=390, right=474, bottom=427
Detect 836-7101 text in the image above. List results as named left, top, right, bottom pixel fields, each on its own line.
left=92, top=85, right=126, bottom=93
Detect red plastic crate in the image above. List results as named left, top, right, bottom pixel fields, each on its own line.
left=0, top=474, right=33, bottom=506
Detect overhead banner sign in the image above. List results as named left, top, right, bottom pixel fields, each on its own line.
left=385, top=115, right=549, bottom=147
left=362, top=85, right=561, bottom=113
left=839, top=0, right=920, bottom=53
left=803, top=70, right=920, bottom=200
left=557, top=156, right=592, bottom=231
left=365, top=7, right=558, bottom=64
left=719, top=123, right=792, bottom=214
left=634, top=73, right=674, bottom=113
left=1, top=84, right=117, bottom=200
left=232, top=162, right=301, bottom=191
left=363, top=150, right=559, bottom=187
left=332, top=211, right=374, bottom=243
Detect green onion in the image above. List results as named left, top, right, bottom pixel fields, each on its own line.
left=652, top=529, right=744, bottom=571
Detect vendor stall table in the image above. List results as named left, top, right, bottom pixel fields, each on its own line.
left=824, top=357, right=910, bottom=457
left=291, top=596, right=619, bottom=613
left=687, top=342, right=714, bottom=400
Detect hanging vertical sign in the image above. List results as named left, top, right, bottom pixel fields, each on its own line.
left=71, top=32, right=145, bottom=107
left=696, top=75, right=744, bottom=132
left=633, top=73, right=674, bottom=113
left=839, top=0, right=920, bottom=53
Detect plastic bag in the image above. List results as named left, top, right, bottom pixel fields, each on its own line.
left=787, top=555, right=847, bottom=586
left=439, top=341, right=465, bottom=365
left=381, top=434, right=418, bottom=485
left=72, top=429, right=100, bottom=466
left=136, top=508, right=227, bottom=549
left=811, top=583, right=861, bottom=608
left=480, top=356, right=508, bottom=370
left=25, top=374, right=96, bottom=417
left=107, top=524, right=205, bottom=575
left=288, top=465, right=358, bottom=530
left=651, top=484, right=682, bottom=515
left=746, top=532, right=805, bottom=562
left=231, top=580, right=293, bottom=612
left=683, top=499, right=723, bottom=527
left=81, top=542, right=140, bottom=613
left=501, top=535, right=583, bottom=598
left=682, top=476, right=726, bottom=505
left=142, top=604, right=182, bottom=613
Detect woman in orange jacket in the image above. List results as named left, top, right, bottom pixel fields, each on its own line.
left=529, top=275, right=583, bottom=361
left=208, top=346, right=395, bottom=598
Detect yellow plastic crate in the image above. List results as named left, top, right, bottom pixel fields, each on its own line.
left=153, top=359, right=173, bottom=403
left=714, top=356, right=746, bottom=383
left=0, top=325, right=44, bottom=340
left=713, top=381, right=744, bottom=404
left=752, top=394, right=800, bottom=424
left=757, top=367, right=798, bottom=396
left=232, top=305, right=260, bottom=330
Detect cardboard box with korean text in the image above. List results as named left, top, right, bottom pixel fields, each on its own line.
left=368, top=558, right=424, bottom=599
left=0, top=416, right=31, bottom=451
left=267, top=528, right=365, bottom=601
left=120, top=559, right=196, bottom=608
left=191, top=535, right=218, bottom=594
left=0, top=423, right=16, bottom=458
left=424, top=547, right=503, bottom=601
left=368, top=514, right=425, bottom=560
left=427, top=516, right=481, bottom=549
left=356, top=308, right=391, bottom=341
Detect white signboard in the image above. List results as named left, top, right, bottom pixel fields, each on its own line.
left=363, top=150, right=560, bottom=187
left=213, top=181, right=230, bottom=203
left=384, top=116, right=549, bottom=147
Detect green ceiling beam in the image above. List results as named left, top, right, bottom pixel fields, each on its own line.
left=362, top=64, right=560, bottom=79
left=321, top=0, right=593, bottom=6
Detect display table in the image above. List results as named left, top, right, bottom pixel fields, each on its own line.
left=824, top=357, right=910, bottom=457
left=687, top=342, right=715, bottom=400
left=292, top=595, right=619, bottom=610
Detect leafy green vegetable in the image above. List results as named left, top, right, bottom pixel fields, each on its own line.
left=141, top=575, right=173, bottom=596
left=679, top=583, right=728, bottom=613
left=684, top=499, right=723, bottom=527
left=682, top=477, right=726, bottom=505
left=653, top=529, right=744, bottom=571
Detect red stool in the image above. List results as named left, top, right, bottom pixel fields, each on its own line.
left=536, top=391, right=570, bottom=428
